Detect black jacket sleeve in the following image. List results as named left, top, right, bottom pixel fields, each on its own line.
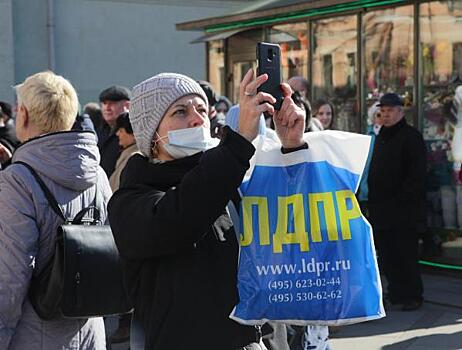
left=399, top=129, right=427, bottom=202
left=108, top=127, right=255, bottom=259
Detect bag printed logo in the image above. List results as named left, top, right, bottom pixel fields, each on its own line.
left=230, top=131, right=385, bottom=326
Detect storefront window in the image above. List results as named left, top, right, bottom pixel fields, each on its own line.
left=268, top=22, right=308, bottom=81
left=228, top=29, right=264, bottom=103
left=232, top=60, right=257, bottom=103
left=364, top=6, right=415, bottom=126
left=420, top=1, right=462, bottom=262
left=312, top=15, right=358, bottom=131
left=208, top=40, right=225, bottom=96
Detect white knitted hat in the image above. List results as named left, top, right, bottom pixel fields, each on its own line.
left=130, top=73, right=208, bottom=157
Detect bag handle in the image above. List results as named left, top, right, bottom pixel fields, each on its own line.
left=72, top=181, right=101, bottom=225
left=72, top=204, right=101, bottom=225
left=15, top=161, right=66, bottom=221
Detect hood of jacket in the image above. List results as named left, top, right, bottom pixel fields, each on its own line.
left=12, top=130, right=100, bottom=191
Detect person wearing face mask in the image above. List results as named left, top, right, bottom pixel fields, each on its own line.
left=107, top=70, right=306, bottom=350
left=216, top=96, right=232, bottom=115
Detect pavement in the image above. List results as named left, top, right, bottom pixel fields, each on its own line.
left=106, top=271, right=462, bottom=350
left=329, top=271, right=462, bottom=350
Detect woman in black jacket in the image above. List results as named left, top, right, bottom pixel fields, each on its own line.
left=108, top=70, right=306, bottom=350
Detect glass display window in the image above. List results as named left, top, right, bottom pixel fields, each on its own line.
left=208, top=40, right=225, bottom=96
left=420, top=1, right=462, bottom=261
left=227, top=29, right=264, bottom=103
left=268, top=22, right=309, bottom=81
left=364, top=6, right=415, bottom=125
left=199, top=0, right=462, bottom=269
left=312, top=15, right=358, bottom=132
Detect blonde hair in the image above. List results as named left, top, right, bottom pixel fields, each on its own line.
left=16, top=71, right=78, bottom=133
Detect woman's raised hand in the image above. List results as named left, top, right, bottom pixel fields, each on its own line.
left=238, top=69, right=275, bottom=142
left=238, top=69, right=305, bottom=148
left=273, top=83, right=306, bottom=149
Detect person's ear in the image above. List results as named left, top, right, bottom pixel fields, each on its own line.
left=123, top=100, right=130, bottom=111
left=19, top=105, right=29, bottom=128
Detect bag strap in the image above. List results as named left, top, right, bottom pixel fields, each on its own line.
left=15, top=161, right=102, bottom=225
left=15, top=161, right=66, bottom=222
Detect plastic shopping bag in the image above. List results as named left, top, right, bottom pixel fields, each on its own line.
left=230, top=130, right=385, bottom=326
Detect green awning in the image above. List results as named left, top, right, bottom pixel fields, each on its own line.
left=205, top=0, right=406, bottom=33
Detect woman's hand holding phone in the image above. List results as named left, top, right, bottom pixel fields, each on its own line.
left=238, top=69, right=305, bottom=148
left=238, top=68, right=275, bottom=142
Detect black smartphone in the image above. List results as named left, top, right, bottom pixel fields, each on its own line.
left=256, top=42, right=283, bottom=110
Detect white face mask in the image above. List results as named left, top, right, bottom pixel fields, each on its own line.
left=156, top=126, right=219, bottom=159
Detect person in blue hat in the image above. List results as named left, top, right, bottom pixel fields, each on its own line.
left=368, top=92, right=426, bottom=311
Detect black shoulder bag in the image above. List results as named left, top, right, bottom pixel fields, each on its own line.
left=16, top=161, right=132, bottom=320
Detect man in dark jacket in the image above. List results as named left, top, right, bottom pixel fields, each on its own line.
left=98, top=85, right=130, bottom=176
left=368, top=93, right=426, bottom=311
left=0, top=101, right=19, bottom=168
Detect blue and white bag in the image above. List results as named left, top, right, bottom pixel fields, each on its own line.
left=229, top=130, right=385, bottom=326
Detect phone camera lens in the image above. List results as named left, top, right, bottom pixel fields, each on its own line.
left=267, top=49, right=274, bottom=62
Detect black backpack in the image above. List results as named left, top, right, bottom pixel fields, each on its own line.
left=16, top=161, right=132, bottom=320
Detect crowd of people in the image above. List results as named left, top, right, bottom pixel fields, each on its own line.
left=0, top=68, right=427, bottom=350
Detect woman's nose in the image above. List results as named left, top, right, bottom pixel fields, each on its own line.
left=189, top=108, right=206, bottom=127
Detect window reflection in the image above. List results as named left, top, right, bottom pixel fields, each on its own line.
left=208, top=40, right=225, bottom=96
left=268, top=22, right=308, bottom=81
left=364, top=6, right=415, bottom=126
left=232, top=60, right=257, bottom=103
left=312, top=15, right=358, bottom=131
left=228, top=29, right=264, bottom=103
left=420, top=2, right=462, bottom=240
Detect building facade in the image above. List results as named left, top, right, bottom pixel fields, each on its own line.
left=0, top=0, right=253, bottom=104
left=179, top=0, right=462, bottom=268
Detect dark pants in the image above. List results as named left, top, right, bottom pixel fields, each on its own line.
left=129, top=314, right=270, bottom=350
left=375, top=228, right=423, bottom=303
